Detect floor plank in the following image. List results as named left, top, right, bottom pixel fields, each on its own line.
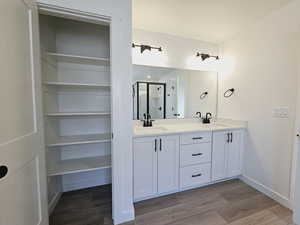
left=220, top=184, right=261, bottom=203
left=227, top=209, right=287, bottom=225
left=49, top=180, right=293, bottom=225
left=165, top=211, right=227, bottom=225
left=217, top=194, right=277, bottom=223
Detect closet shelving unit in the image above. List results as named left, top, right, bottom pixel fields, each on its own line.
left=46, top=52, right=110, bottom=65
left=39, top=14, right=112, bottom=209
left=46, top=111, right=111, bottom=117
left=44, top=81, right=111, bottom=88
left=48, top=155, right=111, bottom=176
left=46, top=133, right=111, bottom=147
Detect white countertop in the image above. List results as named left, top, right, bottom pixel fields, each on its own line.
left=133, top=118, right=247, bottom=138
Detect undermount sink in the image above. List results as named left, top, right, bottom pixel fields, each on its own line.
left=134, top=126, right=169, bottom=133
left=212, top=123, right=232, bottom=128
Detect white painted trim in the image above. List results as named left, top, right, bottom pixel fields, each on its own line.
left=113, top=206, right=135, bottom=225
left=240, top=175, right=292, bottom=210
left=37, top=3, right=110, bottom=25
left=62, top=178, right=111, bottom=192
left=48, top=192, right=62, bottom=214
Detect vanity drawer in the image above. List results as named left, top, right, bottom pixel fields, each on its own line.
left=180, top=143, right=211, bottom=167
left=180, top=132, right=211, bottom=145
left=180, top=163, right=211, bottom=189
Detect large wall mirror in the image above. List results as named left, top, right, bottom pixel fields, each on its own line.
left=133, top=65, right=218, bottom=120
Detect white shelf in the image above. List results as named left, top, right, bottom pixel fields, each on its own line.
left=48, top=155, right=111, bottom=176
left=43, top=82, right=110, bottom=89
left=46, top=52, right=109, bottom=65
left=46, top=111, right=111, bottom=117
left=47, top=133, right=111, bottom=147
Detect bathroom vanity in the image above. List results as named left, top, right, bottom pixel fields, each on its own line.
left=132, top=64, right=246, bottom=202
left=133, top=120, right=246, bottom=202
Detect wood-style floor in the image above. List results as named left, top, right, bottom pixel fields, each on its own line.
left=49, top=184, right=112, bottom=225
left=50, top=179, right=294, bottom=225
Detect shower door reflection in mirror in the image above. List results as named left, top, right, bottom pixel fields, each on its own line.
left=133, top=82, right=166, bottom=120
left=133, top=65, right=218, bottom=120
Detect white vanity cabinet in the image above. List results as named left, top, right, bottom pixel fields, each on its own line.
left=133, top=135, right=179, bottom=200
left=133, top=137, right=157, bottom=200
left=179, top=132, right=212, bottom=189
left=212, top=129, right=243, bottom=181
left=133, top=127, right=245, bottom=201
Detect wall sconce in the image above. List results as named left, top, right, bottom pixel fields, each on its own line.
left=196, top=52, right=219, bottom=61
left=132, top=43, right=162, bottom=54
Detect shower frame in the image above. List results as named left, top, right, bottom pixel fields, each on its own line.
left=134, top=81, right=167, bottom=120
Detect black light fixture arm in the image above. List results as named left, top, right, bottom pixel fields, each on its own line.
left=196, top=52, right=219, bottom=61
left=132, top=43, right=162, bottom=54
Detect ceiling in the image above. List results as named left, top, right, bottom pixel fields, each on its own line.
left=133, top=0, right=293, bottom=44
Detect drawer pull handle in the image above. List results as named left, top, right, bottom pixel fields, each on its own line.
left=159, top=138, right=162, bottom=151
left=192, top=153, right=203, bottom=156
left=192, top=173, right=202, bottom=178
left=192, top=137, right=203, bottom=140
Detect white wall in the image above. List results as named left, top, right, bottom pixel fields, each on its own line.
left=219, top=0, right=300, bottom=208
left=37, top=0, right=134, bottom=224
left=133, top=29, right=219, bottom=71
left=185, top=71, right=218, bottom=118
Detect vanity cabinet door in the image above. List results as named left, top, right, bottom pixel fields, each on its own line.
left=227, top=130, right=242, bottom=177
left=133, top=137, right=158, bottom=199
left=157, top=135, right=179, bottom=194
left=212, top=131, right=228, bottom=181
left=212, top=130, right=243, bottom=181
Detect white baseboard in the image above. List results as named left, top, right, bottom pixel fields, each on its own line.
left=62, top=169, right=112, bottom=192
left=113, top=205, right=135, bottom=225
left=48, top=191, right=62, bottom=214
left=240, top=175, right=292, bottom=210
left=63, top=179, right=111, bottom=192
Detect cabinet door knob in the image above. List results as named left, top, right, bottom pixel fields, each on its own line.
left=0, top=166, right=8, bottom=179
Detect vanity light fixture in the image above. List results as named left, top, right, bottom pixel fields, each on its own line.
left=196, top=52, right=219, bottom=61
left=132, top=43, right=162, bottom=54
